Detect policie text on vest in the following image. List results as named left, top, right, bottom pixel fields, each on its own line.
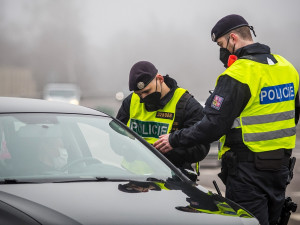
left=130, top=119, right=169, bottom=138
left=260, top=83, right=295, bottom=104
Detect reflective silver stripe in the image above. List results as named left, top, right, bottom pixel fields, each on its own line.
left=231, top=118, right=240, bottom=128
left=242, top=110, right=295, bottom=125
left=244, top=127, right=296, bottom=142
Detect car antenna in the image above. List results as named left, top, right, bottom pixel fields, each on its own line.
left=213, top=180, right=222, bottom=196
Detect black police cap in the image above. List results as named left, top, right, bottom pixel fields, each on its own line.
left=211, top=14, right=250, bottom=42
left=129, top=61, right=158, bottom=91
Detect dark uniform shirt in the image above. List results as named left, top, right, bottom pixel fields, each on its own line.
left=169, top=43, right=300, bottom=149
left=116, top=75, right=209, bottom=168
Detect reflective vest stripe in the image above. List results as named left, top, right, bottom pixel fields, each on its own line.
left=232, top=110, right=295, bottom=128
left=242, top=110, right=295, bottom=125
left=244, top=126, right=296, bottom=142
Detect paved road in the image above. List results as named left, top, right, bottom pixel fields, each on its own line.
left=198, top=147, right=300, bottom=225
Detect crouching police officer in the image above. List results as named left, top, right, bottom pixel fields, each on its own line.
left=117, top=61, right=209, bottom=180
left=154, top=15, right=300, bottom=225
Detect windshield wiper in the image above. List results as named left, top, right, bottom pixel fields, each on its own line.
left=0, top=177, right=169, bottom=184
left=52, top=177, right=130, bottom=183
left=95, top=177, right=130, bottom=182
left=0, top=179, right=39, bottom=184
left=146, top=177, right=166, bottom=183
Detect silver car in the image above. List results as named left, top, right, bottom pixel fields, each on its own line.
left=0, top=97, right=259, bottom=225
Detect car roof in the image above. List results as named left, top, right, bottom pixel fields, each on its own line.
left=0, top=97, right=107, bottom=116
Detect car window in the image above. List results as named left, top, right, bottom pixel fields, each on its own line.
left=0, top=113, right=176, bottom=182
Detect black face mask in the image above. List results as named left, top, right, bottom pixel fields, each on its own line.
left=219, top=36, right=235, bottom=68
left=140, top=78, right=162, bottom=106
left=219, top=47, right=231, bottom=68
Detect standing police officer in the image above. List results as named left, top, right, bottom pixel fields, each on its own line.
left=117, top=61, right=209, bottom=179
left=154, top=14, right=300, bottom=225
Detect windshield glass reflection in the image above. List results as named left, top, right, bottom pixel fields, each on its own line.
left=0, top=113, right=176, bottom=182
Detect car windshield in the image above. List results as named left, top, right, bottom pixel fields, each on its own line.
left=0, top=113, right=176, bottom=182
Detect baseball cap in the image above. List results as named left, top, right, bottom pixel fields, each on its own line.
left=211, top=14, right=251, bottom=42
left=129, top=61, right=158, bottom=91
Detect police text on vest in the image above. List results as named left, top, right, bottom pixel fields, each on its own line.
left=260, top=83, right=295, bottom=104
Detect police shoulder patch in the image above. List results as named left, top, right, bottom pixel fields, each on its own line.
left=211, top=95, right=224, bottom=110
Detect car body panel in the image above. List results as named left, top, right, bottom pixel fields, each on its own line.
left=0, top=182, right=258, bottom=225
left=0, top=190, right=80, bottom=225
left=0, top=97, right=104, bottom=115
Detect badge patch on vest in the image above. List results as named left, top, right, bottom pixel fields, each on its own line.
left=156, top=112, right=174, bottom=120
left=129, top=119, right=169, bottom=138
left=211, top=95, right=224, bottom=110
left=260, top=83, right=295, bottom=104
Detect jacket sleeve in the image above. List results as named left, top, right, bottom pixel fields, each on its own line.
left=116, top=94, right=132, bottom=125
left=169, top=75, right=251, bottom=148
left=165, top=95, right=210, bottom=166
left=181, top=95, right=210, bottom=162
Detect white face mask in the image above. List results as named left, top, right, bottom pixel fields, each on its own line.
left=53, top=147, right=68, bottom=169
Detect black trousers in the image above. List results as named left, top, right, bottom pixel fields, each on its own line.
left=225, top=161, right=289, bottom=225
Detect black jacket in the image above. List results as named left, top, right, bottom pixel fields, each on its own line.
left=116, top=75, right=209, bottom=168
left=169, top=43, right=300, bottom=150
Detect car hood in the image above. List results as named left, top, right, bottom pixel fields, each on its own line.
left=0, top=180, right=259, bottom=225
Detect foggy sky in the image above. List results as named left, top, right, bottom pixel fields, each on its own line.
left=0, top=0, right=299, bottom=102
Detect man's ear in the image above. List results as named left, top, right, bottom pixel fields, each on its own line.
left=230, top=33, right=238, bottom=44
left=156, top=74, right=164, bottom=83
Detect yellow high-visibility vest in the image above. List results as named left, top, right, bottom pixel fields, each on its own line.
left=127, top=88, right=187, bottom=144
left=218, top=54, right=299, bottom=158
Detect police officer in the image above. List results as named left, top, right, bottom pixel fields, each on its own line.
left=154, top=14, right=300, bottom=225
left=117, top=61, right=209, bottom=179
